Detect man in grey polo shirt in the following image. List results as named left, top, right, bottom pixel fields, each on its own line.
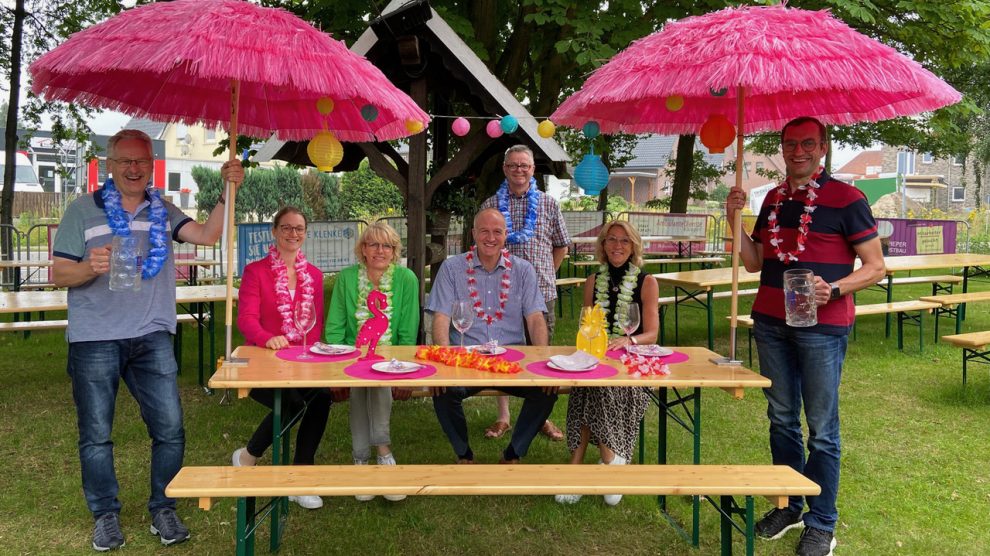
left=427, top=208, right=557, bottom=464
left=52, top=129, right=242, bottom=552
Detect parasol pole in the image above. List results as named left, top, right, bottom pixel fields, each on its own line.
left=224, top=78, right=240, bottom=363
left=715, top=86, right=745, bottom=366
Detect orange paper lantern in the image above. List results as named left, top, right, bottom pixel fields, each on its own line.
left=699, top=114, right=735, bottom=154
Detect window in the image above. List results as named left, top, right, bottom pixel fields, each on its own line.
left=755, top=162, right=764, bottom=170
left=952, top=187, right=965, bottom=202
left=175, top=123, right=188, bottom=143
left=204, top=128, right=217, bottom=144
left=921, top=152, right=933, bottom=164
left=953, top=155, right=965, bottom=166
left=168, top=172, right=181, bottom=192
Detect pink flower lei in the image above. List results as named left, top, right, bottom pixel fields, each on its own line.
left=768, top=167, right=823, bottom=264
left=465, top=247, right=512, bottom=325
left=269, top=244, right=315, bottom=343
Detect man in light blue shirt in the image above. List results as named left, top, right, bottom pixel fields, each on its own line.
left=427, top=208, right=556, bottom=463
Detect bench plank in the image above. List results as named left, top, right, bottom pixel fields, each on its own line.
left=920, top=291, right=990, bottom=306
left=942, top=331, right=990, bottom=348
left=167, top=464, right=820, bottom=509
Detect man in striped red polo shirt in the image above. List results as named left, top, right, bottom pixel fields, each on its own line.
left=726, top=117, right=886, bottom=556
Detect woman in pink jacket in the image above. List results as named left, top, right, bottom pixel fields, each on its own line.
left=231, top=206, right=330, bottom=510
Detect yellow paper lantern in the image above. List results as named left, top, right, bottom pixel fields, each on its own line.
left=665, top=95, right=684, bottom=112
left=405, top=119, right=424, bottom=133
left=307, top=131, right=344, bottom=172
left=316, top=97, right=334, bottom=115
left=537, top=120, right=556, bottom=138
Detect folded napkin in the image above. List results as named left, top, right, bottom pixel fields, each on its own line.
left=549, top=350, right=599, bottom=370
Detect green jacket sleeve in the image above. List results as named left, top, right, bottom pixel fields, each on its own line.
left=325, top=265, right=355, bottom=344
left=392, top=266, right=421, bottom=346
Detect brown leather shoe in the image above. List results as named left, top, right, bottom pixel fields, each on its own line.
left=484, top=420, right=511, bottom=439
left=456, top=458, right=474, bottom=464
left=498, top=457, right=520, bottom=464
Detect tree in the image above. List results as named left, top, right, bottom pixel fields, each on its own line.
left=339, top=160, right=404, bottom=220
left=300, top=170, right=344, bottom=221
left=192, top=165, right=306, bottom=222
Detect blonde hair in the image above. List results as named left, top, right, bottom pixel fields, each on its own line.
left=594, top=220, right=644, bottom=267
left=355, top=221, right=402, bottom=265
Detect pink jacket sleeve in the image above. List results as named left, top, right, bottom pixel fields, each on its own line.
left=236, top=261, right=275, bottom=347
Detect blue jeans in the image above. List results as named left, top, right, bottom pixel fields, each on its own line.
left=67, top=330, right=184, bottom=517
left=753, top=321, right=847, bottom=532
left=433, top=387, right=557, bottom=460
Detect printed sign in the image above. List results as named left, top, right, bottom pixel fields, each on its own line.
left=876, top=218, right=957, bottom=256
left=237, top=221, right=361, bottom=275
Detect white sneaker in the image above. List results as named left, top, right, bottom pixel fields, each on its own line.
left=288, top=495, right=323, bottom=510
left=603, top=455, right=627, bottom=506
left=354, top=459, right=375, bottom=501
left=378, top=453, right=406, bottom=502
left=231, top=447, right=253, bottom=467
left=555, top=494, right=582, bottom=505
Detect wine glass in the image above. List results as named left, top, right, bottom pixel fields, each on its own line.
left=293, top=299, right=318, bottom=360
left=616, top=303, right=641, bottom=349
left=578, top=307, right=600, bottom=344
left=451, top=300, right=475, bottom=352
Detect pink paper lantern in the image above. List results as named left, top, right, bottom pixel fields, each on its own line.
left=486, top=119, right=503, bottom=138
left=452, top=117, right=470, bottom=137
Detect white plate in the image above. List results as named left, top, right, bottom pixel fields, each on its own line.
left=625, top=344, right=673, bottom=357
left=546, top=360, right=597, bottom=372
left=466, top=345, right=507, bottom=356
left=311, top=343, right=356, bottom=356
left=371, top=361, right=422, bottom=374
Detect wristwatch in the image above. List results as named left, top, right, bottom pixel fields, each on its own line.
left=829, top=282, right=841, bottom=301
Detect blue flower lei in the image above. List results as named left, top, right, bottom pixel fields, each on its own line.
left=101, top=178, right=169, bottom=279
left=496, top=177, right=540, bottom=245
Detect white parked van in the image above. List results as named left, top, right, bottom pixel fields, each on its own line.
left=0, top=151, right=44, bottom=193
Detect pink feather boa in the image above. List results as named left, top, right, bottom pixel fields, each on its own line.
left=269, top=245, right=315, bottom=343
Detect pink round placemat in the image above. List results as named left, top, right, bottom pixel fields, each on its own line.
left=276, top=346, right=360, bottom=363
left=344, top=360, right=437, bottom=381
left=605, top=348, right=689, bottom=364
left=525, top=360, right=619, bottom=380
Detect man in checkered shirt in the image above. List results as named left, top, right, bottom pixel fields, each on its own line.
left=480, top=144, right=570, bottom=441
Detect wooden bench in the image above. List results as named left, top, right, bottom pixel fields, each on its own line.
left=730, top=300, right=941, bottom=365
left=920, top=291, right=990, bottom=336
left=658, top=288, right=758, bottom=346
left=554, top=276, right=586, bottom=317
left=645, top=256, right=724, bottom=272
left=941, top=330, right=990, bottom=386
left=166, top=464, right=820, bottom=556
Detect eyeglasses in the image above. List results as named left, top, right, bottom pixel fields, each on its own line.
left=781, top=139, right=822, bottom=152
left=604, top=236, right=632, bottom=246
left=111, top=157, right=153, bottom=168
left=278, top=225, right=306, bottom=235
left=366, top=242, right=395, bottom=251
left=503, top=163, right=533, bottom=171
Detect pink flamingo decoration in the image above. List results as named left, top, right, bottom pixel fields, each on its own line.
left=356, top=290, right=389, bottom=361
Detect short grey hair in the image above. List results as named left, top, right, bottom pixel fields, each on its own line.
left=503, top=144, right=534, bottom=162
left=108, top=129, right=154, bottom=159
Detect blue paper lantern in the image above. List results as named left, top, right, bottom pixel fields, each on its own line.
left=573, top=153, right=609, bottom=195
left=582, top=121, right=600, bottom=139
left=500, top=115, right=519, bottom=134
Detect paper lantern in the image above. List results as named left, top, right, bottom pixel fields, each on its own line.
left=500, top=115, right=519, bottom=134
left=316, top=97, right=334, bottom=115
left=537, top=120, right=556, bottom=138
left=360, top=104, right=379, bottom=122
left=307, top=131, right=344, bottom=172
left=710, top=87, right=728, bottom=97
left=573, top=152, right=609, bottom=195
left=486, top=120, right=503, bottom=138
left=582, top=121, right=600, bottom=139
left=451, top=117, right=470, bottom=137
left=699, top=114, right=735, bottom=154
left=405, top=119, right=425, bottom=133
left=665, top=96, right=684, bottom=112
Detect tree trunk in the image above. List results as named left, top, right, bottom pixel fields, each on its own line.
left=669, top=134, right=696, bottom=214
left=2, top=0, right=26, bottom=264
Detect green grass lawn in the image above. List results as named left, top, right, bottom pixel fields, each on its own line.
left=2, top=276, right=989, bottom=555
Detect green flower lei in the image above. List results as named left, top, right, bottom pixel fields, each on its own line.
left=356, top=263, right=395, bottom=345
left=594, top=263, right=640, bottom=336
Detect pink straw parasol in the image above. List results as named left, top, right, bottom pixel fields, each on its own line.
left=552, top=4, right=961, bottom=363
left=29, top=0, right=430, bottom=361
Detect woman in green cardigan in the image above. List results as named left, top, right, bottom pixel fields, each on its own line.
left=325, top=221, right=419, bottom=502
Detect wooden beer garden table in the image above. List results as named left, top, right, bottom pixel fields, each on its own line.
left=210, top=344, right=770, bottom=547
